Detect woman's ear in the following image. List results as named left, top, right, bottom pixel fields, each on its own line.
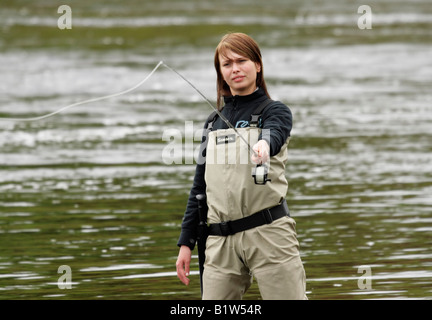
left=255, top=62, right=261, bottom=73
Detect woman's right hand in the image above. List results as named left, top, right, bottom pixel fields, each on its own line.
left=176, top=245, right=192, bottom=285
left=251, top=139, right=270, bottom=164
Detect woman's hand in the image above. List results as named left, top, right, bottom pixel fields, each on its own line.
left=251, top=139, right=270, bottom=164
left=176, top=245, right=192, bottom=285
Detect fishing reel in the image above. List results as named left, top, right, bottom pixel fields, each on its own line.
left=252, top=164, right=271, bottom=185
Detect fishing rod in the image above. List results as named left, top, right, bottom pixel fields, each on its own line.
left=162, top=63, right=270, bottom=185
left=0, top=61, right=269, bottom=183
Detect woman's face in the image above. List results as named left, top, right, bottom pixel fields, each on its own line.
left=219, top=50, right=261, bottom=96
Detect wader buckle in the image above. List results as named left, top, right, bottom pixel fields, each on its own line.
left=262, top=209, right=273, bottom=224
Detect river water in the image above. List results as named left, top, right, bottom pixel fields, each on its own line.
left=0, top=0, right=431, bottom=300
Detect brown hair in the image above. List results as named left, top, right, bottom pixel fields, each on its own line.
left=214, top=32, right=270, bottom=110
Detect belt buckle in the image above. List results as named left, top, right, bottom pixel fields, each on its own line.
left=262, top=209, right=273, bottom=224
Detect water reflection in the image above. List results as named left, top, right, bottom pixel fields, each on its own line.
left=1, top=0, right=432, bottom=300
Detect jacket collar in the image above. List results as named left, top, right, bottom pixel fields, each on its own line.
left=223, top=87, right=267, bottom=108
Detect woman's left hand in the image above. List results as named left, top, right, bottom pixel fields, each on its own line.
left=251, top=139, right=270, bottom=164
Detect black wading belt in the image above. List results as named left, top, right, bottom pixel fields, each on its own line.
left=208, top=200, right=290, bottom=237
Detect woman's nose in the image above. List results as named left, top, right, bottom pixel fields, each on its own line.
left=232, top=63, right=240, bottom=72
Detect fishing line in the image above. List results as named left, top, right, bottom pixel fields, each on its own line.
left=0, top=61, right=164, bottom=122
left=0, top=60, right=257, bottom=156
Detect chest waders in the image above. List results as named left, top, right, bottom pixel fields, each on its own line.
left=196, top=100, right=302, bottom=297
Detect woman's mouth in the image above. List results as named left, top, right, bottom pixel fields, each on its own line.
left=232, top=75, right=245, bottom=82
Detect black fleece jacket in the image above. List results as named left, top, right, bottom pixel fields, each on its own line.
left=177, top=88, right=292, bottom=250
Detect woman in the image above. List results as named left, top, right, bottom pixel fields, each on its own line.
left=176, top=32, right=307, bottom=300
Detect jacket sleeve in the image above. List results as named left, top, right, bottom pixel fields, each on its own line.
left=177, top=121, right=209, bottom=250
left=259, top=101, right=293, bottom=156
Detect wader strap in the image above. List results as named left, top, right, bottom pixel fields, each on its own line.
left=250, top=98, right=273, bottom=127
left=208, top=200, right=290, bottom=237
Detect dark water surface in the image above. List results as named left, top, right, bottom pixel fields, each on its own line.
left=1, top=0, right=431, bottom=299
